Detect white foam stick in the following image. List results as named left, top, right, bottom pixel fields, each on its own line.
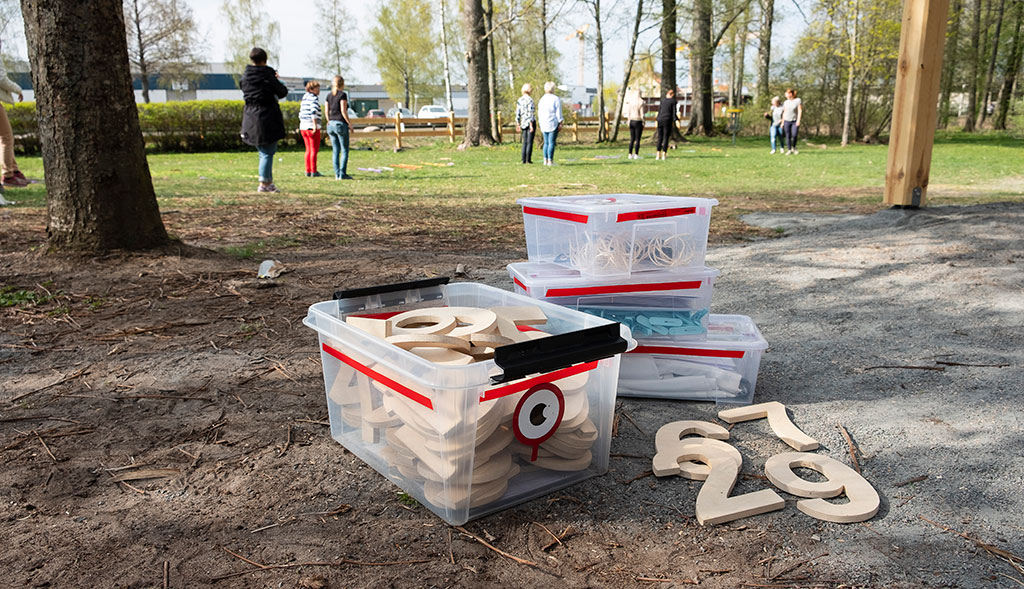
left=619, top=375, right=716, bottom=393
left=619, top=355, right=661, bottom=379
left=654, top=357, right=738, bottom=374
left=716, top=372, right=743, bottom=394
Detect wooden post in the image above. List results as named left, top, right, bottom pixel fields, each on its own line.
left=447, top=111, right=455, bottom=143
left=603, top=111, right=611, bottom=137
left=884, top=0, right=950, bottom=207
left=496, top=111, right=503, bottom=143
left=572, top=111, right=579, bottom=142
left=394, top=112, right=403, bottom=151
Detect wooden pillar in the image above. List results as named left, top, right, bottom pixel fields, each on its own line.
left=884, top=0, right=951, bottom=207
left=447, top=111, right=455, bottom=143
left=394, top=112, right=403, bottom=151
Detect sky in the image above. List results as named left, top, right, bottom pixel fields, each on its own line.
left=4, top=0, right=805, bottom=91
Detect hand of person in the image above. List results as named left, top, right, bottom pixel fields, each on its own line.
left=517, top=125, right=521, bottom=132
left=17, top=92, right=23, bottom=102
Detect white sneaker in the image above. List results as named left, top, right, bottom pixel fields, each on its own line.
left=792, top=149, right=799, bottom=155
left=785, top=150, right=791, bottom=155
left=770, top=149, right=776, bottom=154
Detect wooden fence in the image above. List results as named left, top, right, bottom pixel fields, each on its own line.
left=498, top=111, right=690, bottom=143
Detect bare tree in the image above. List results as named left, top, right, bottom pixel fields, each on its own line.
left=369, top=0, right=440, bottom=109
left=939, top=0, right=963, bottom=128
left=484, top=0, right=500, bottom=140
left=310, top=0, right=353, bottom=78
left=756, top=0, right=774, bottom=102
left=964, top=0, right=982, bottom=131
left=979, top=0, right=1006, bottom=125
left=123, top=0, right=203, bottom=103
left=440, top=0, right=454, bottom=112
left=581, top=0, right=606, bottom=141
left=21, top=0, right=169, bottom=251
left=687, top=0, right=751, bottom=135
left=841, top=0, right=859, bottom=146
left=994, top=0, right=1024, bottom=128
left=221, top=0, right=280, bottom=73
left=612, top=0, right=646, bottom=141
left=461, top=0, right=495, bottom=146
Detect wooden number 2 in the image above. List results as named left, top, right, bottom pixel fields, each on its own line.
left=652, top=420, right=741, bottom=480
left=764, top=452, right=880, bottom=523
left=718, top=401, right=819, bottom=451
left=681, top=445, right=785, bottom=525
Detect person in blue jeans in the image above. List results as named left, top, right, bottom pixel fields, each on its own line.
left=536, top=81, right=563, bottom=165
left=324, top=75, right=353, bottom=179
left=239, top=47, right=288, bottom=193
left=765, top=96, right=784, bottom=154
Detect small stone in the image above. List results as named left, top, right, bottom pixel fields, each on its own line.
left=296, top=575, right=328, bottom=589
left=811, top=534, right=821, bottom=542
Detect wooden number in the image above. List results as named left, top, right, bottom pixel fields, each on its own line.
left=684, top=445, right=785, bottom=526
left=764, top=452, right=880, bottom=523
left=652, top=421, right=740, bottom=480
left=718, top=401, right=819, bottom=451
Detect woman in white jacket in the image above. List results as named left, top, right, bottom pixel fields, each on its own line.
left=0, top=55, right=27, bottom=188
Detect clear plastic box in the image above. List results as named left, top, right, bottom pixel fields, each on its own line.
left=518, top=194, right=718, bottom=277
left=618, top=314, right=768, bottom=405
left=303, top=278, right=633, bottom=525
left=508, top=261, right=718, bottom=339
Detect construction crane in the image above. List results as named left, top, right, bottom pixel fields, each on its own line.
left=565, top=23, right=589, bottom=87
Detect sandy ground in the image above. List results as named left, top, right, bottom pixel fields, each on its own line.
left=2, top=202, right=1022, bottom=588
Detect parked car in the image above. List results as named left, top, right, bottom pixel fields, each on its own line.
left=348, top=107, right=358, bottom=119
left=417, top=105, right=448, bottom=119
left=386, top=106, right=414, bottom=119
left=366, top=109, right=387, bottom=118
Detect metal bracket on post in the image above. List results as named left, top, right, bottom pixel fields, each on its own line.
left=911, top=187, right=922, bottom=208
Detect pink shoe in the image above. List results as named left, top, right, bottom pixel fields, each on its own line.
left=3, top=175, right=28, bottom=187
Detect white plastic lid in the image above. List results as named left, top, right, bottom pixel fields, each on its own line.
left=518, top=194, right=719, bottom=215
left=509, top=261, right=719, bottom=293
left=695, top=314, right=768, bottom=350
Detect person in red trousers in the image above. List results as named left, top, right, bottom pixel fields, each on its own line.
left=298, top=80, right=323, bottom=177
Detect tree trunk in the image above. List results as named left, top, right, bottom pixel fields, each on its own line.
left=441, top=0, right=454, bottom=112
left=506, top=0, right=515, bottom=91
left=841, top=0, right=859, bottom=146
left=736, top=12, right=747, bottom=106
left=939, top=0, right=962, bottom=128
left=541, top=0, right=548, bottom=72
left=461, top=0, right=494, bottom=146
left=484, top=0, right=500, bottom=142
left=979, top=0, right=1006, bottom=125
left=756, top=0, right=774, bottom=103
left=611, top=0, right=644, bottom=142
left=592, top=0, right=606, bottom=142
left=660, top=0, right=677, bottom=97
left=687, top=0, right=715, bottom=135
left=964, top=0, right=982, bottom=131
left=995, top=0, right=1024, bottom=128
left=21, top=0, right=168, bottom=251
left=130, top=0, right=149, bottom=104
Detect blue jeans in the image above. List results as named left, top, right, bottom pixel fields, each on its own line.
left=256, top=142, right=277, bottom=183
left=542, top=127, right=559, bottom=160
left=327, top=120, right=350, bottom=178
left=769, top=124, right=781, bottom=151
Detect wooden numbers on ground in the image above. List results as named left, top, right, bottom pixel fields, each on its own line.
left=652, top=402, right=879, bottom=526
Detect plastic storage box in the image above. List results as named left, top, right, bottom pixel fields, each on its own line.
left=303, top=278, right=632, bottom=525
left=508, top=261, right=719, bottom=339
left=518, top=194, right=718, bottom=277
left=618, top=314, right=768, bottom=405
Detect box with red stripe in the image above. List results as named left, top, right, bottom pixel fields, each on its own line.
left=518, top=194, right=718, bottom=278
left=303, top=280, right=634, bottom=525
left=619, top=314, right=768, bottom=405
left=508, top=261, right=718, bottom=339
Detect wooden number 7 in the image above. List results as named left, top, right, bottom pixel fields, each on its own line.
left=678, top=445, right=785, bottom=525
left=718, top=401, right=819, bottom=451
left=764, top=452, right=880, bottom=523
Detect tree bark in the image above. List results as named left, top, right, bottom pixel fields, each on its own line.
left=129, top=0, right=150, bottom=104
left=756, top=0, right=774, bottom=103
left=21, top=0, right=168, bottom=251
left=591, top=0, right=606, bottom=142
left=939, top=0, right=962, bottom=128
left=979, top=0, right=1006, bottom=125
left=461, top=0, right=495, bottom=146
left=484, top=0, right=500, bottom=142
left=964, top=0, right=982, bottom=131
left=660, top=0, right=677, bottom=97
left=541, top=0, right=548, bottom=72
left=995, top=0, right=1024, bottom=128
left=611, top=0, right=644, bottom=142
left=841, top=0, right=859, bottom=146
left=687, top=0, right=715, bottom=135
left=440, top=0, right=454, bottom=112
left=505, top=0, right=515, bottom=92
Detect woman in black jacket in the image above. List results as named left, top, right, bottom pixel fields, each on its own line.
left=240, top=47, right=289, bottom=193
left=655, top=88, right=676, bottom=161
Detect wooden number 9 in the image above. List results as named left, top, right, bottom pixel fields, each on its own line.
left=764, top=452, right=880, bottom=523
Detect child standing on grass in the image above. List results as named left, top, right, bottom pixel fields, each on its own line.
left=325, top=76, right=353, bottom=180
left=766, top=96, right=784, bottom=154
left=0, top=41, right=27, bottom=189
left=299, top=80, right=323, bottom=177
left=239, top=47, right=288, bottom=193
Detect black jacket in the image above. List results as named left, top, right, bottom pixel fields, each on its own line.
left=657, top=97, right=676, bottom=123
left=239, top=64, right=289, bottom=146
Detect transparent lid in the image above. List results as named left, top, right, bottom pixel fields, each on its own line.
left=518, top=194, right=719, bottom=214
left=701, top=314, right=769, bottom=350
left=509, top=261, right=719, bottom=289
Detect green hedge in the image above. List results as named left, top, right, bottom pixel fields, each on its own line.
left=7, top=100, right=306, bottom=155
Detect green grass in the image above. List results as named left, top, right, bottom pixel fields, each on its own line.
left=6, top=131, right=1022, bottom=247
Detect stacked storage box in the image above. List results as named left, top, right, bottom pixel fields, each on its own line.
left=510, top=194, right=768, bottom=405
left=304, top=278, right=633, bottom=525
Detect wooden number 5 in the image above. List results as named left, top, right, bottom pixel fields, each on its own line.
left=718, top=401, right=819, bottom=451
left=680, top=445, right=785, bottom=525
left=764, top=452, right=880, bottom=523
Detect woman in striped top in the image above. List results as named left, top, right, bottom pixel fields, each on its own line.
left=298, top=80, right=323, bottom=177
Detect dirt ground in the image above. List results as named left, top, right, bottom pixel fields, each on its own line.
left=2, top=201, right=1023, bottom=588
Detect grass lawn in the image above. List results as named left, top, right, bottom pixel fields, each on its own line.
left=5, top=131, right=1022, bottom=252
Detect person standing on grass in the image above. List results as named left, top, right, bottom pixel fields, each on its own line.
left=0, top=40, right=27, bottom=188
left=325, top=76, right=353, bottom=180
left=782, top=88, right=802, bottom=155
left=298, top=80, right=323, bottom=177
left=766, top=96, right=784, bottom=154
left=515, top=83, right=535, bottom=164
left=654, top=88, right=676, bottom=160
left=623, top=88, right=645, bottom=160
left=240, top=47, right=288, bottom=193
left=536, top=81, right=563, bottom=166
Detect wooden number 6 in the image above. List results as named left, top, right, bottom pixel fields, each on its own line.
left=764, top=452, right=880, bottom=523
left=680, top=445, right=785, bottom=525
left=652, top=421, right=741, bottom=480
